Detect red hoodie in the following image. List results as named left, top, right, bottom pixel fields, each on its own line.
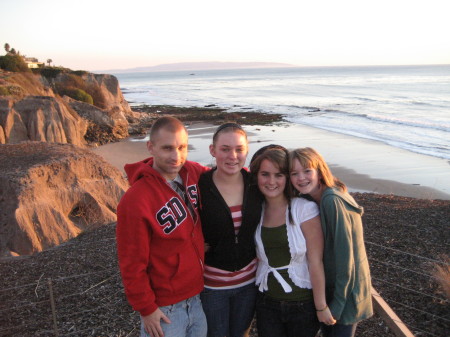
left=116, top=157, right=208, bottom=316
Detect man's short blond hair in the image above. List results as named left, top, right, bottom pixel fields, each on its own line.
left=149, top=116, right=186, bottom=142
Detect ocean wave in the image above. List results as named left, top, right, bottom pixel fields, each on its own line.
left=357, top=113, right=449, bottom=133
left=410, top=100, right=432, bottom=106
left=122, top=89, right=150, bottom=94
left=286, top=117, right=450, bottom=160
left=353, top=97, right=377, bottom=102
left=278, top=105, right=324, bottom=113
left=294, top=108, right=450, bottom=133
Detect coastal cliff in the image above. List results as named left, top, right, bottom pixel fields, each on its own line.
left=0, top=96, right=88, bottom=146
left=0, top=68, right=135, bottom=256
left=0, top=69, right=135, bottom=145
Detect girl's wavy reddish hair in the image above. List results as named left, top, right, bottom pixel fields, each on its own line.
left=289, top=147, right=347, bottom=193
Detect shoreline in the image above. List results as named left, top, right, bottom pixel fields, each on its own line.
left=93, top=121, right=450, bottom=200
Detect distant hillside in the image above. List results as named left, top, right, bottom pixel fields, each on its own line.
left=102, top=61, right=296, bottom=73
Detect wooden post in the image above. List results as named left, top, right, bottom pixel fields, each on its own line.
left=48, top=278, right=59, bottom=337
left=371, top=287, right=415, bottom=337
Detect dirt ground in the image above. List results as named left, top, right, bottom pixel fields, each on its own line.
left=1, top=193, right=448, bottom=336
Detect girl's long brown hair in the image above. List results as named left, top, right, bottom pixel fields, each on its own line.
left=250, top=145, right=295, bottom=224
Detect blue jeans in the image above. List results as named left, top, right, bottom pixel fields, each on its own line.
left=140, top=295, right=207, bottom=337
left=200, top=283, right=257, bottom=337
left=321, top=323, right=357, bottom=337
left=256, top=292, right=319, bottom=337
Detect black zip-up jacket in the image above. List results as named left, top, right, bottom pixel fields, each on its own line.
left=199, top=168, right=263, bottom=271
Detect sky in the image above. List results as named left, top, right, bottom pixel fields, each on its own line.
left=1, top=0, right=449, bottom=71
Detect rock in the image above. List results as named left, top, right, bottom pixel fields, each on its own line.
left=0, top=96, right=88, bottom=146
left=0, top=125, right=5, bottom=144
left=55, top=72, right=138, bottom=118
left=0, top=97, right=28, bottom=143
left=67, top=97, right=129, bottom=143
left=0, top=142, right=129, bottom=256
left=88, top=73, right=135, bottom=116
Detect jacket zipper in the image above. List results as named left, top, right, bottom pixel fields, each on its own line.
left=209, top=171, right=249, bottom=270
left=180, top=171, right=204, bottom=272
left=191, top=173, right=204, bottom=272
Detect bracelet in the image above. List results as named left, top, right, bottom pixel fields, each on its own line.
left=316, top=305, right=328, bottom=312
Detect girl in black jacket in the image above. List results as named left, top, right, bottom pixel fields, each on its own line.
left=199, top=123, right=263, bottom=337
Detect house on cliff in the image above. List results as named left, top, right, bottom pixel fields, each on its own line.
left=24, top=57, right=44, bottom=68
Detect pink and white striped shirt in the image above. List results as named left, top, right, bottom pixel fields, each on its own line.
left=204, top=205, right=257, bottom=289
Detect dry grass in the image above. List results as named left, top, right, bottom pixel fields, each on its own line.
left=432, top=255, right=450, bottom=300
left=8, top=72, right=52, bottom=97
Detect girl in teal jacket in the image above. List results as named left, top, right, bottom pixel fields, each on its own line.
left=289, top=147, right=373, bottom=337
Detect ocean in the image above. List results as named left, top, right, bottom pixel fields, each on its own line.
left=114, top=65, right=450, bottom=160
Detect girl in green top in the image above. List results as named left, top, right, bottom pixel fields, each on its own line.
left=289, top=147, right=373, bottom=337
left=250, top=145, right=335, bottom=337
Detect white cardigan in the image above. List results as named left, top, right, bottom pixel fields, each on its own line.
left=255, top=197, right=319, bottom=293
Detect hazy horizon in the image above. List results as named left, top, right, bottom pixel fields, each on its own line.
left=96, top=61, right=450, bottom=76
left=1, top=0, right=449, bottom=71
left=99, top=61, right=296, bottom=73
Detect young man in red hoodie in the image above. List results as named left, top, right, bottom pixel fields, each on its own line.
left=116, top=116, right=208, bottom=337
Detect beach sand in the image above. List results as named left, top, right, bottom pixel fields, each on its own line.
left=93, top=121, right=450, bottom=200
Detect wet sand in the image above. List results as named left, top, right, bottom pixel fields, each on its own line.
left=93, top=121, right=450, bottom=200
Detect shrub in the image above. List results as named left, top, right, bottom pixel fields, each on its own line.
left=40, top=66, right=68, bottom=79
left=61, top=87, right=93, bottom=104
left=71, top=70, right=89, bottom=76
left=86, top=84, right=107, bottom=109
left=0, top=86, right=9, bottom=95
left=0, top=85, right=24, bottom=96
left=433, top=255, right=450, bottom=299
left=0, top=54, right=30, bottom=72
left=39, top=68, right=105, bottom=109
left=61, top=73, right=86, bottom=90
left=71, top=88, right=93, bottom=104
left=31, top=68, right=42, bottom=75
left=53, top=74, right=95, bottom=105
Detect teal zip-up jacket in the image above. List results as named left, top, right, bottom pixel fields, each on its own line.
left=320, top=188, right=373, bottom=324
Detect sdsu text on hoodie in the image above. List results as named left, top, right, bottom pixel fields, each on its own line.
left=116, top=157, right=208, bottom=316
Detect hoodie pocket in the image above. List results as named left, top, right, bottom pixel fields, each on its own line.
left=151, top=252, right=180, bottom=293
left=167, top=253, right=181, bottom=281
left=170, top=247, right=202, bottom=290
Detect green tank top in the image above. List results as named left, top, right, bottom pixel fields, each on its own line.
left=261, top=224, right=313, bottom=301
